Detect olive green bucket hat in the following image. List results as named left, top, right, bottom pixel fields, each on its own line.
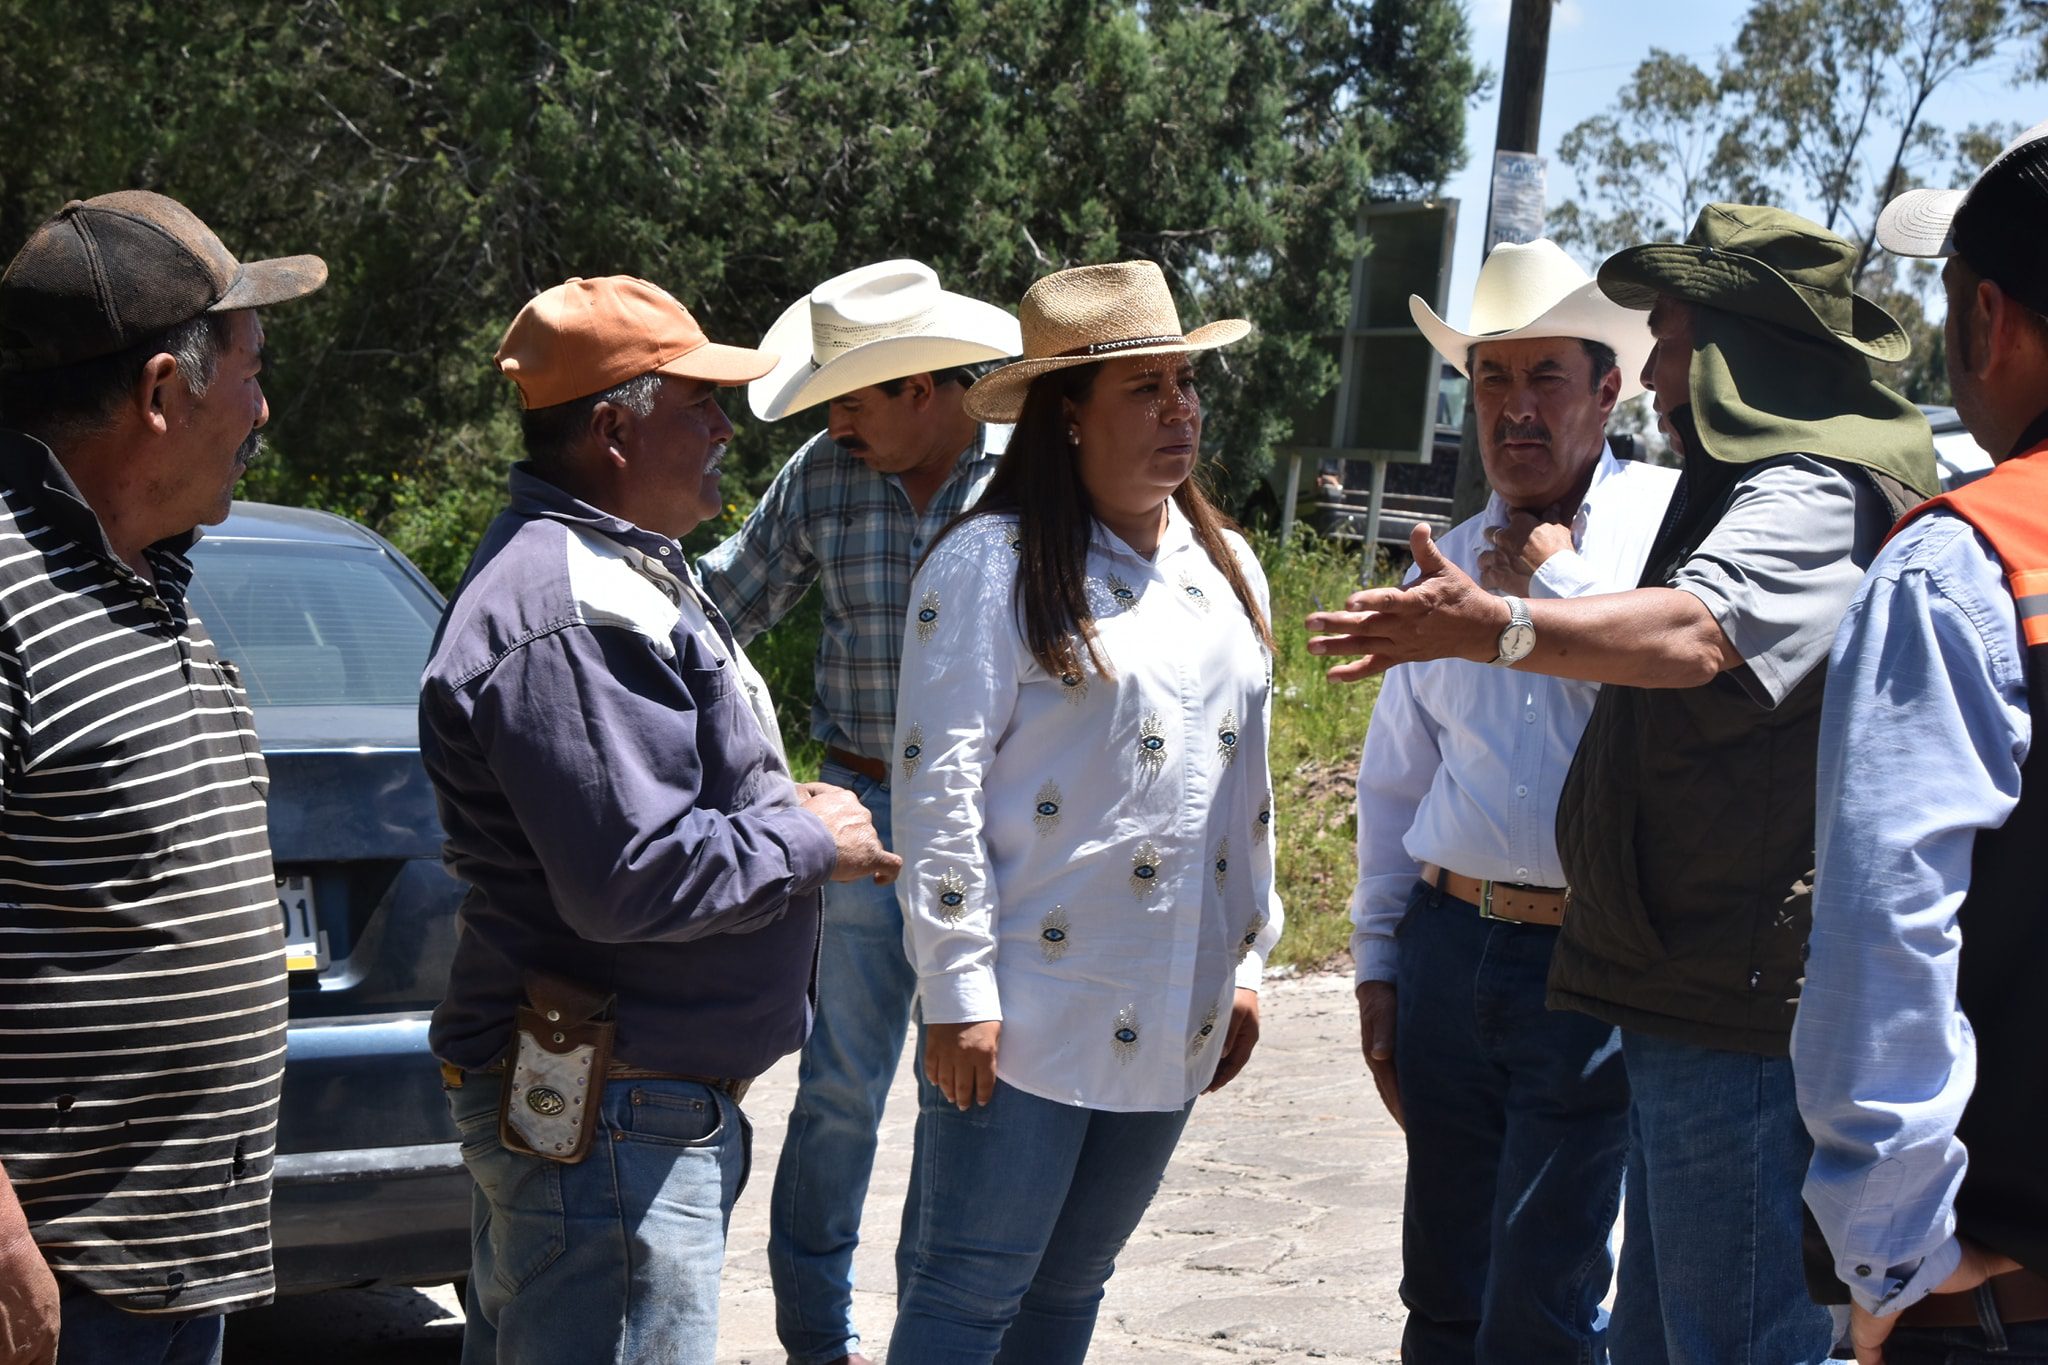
left=1595, top=203, right=1936, bottom=497
left=1598, top=203, right=1910, bottom=362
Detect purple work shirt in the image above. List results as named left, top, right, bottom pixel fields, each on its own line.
left=423, top=465, right=836, bottom=1078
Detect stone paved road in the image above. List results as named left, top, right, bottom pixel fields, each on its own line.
left=227, top=970, right=1407, bottom=1363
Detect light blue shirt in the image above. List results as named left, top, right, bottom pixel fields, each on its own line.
left=1794, top=508, right=2032, bottom=1316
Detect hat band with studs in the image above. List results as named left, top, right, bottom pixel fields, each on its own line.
left=1056, top=333, right=1187, bottom=358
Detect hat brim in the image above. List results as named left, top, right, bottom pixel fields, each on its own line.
left=962, top=318, right=1251, bottom=423
left=1597, top=243, right=1910, bottom=364
left=211, top=255, right=329, bottom=311
left=748, top=292, right=1023, bottom=420
left=1409, top=281, right=1648, bottom=403
left=1876, top=187, right=1964, bottom=259
left=657, top=339, right=779, bottom=386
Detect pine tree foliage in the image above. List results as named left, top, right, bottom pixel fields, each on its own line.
left=0, top=0, right=1482, bottom=585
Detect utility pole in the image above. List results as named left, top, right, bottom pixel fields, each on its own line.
left=1451, top=0, right=1556, bottom=523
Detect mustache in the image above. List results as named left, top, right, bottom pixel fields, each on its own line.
left=1493, top=418, right=1551, bottom=445
left=235, top=432, right=267, bottom=467
left=704, top=442, right=728, bottom=469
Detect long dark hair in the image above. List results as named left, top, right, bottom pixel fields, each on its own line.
left=926, top=361, right=1275, bottom=681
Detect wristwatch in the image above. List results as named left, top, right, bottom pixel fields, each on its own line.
left=1490, top=595, right=1535, bottom=666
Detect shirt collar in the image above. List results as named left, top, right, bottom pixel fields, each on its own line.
left=1483, top=439, right=1630, bottom=544
left=828, top=423, right=1003, bottom=488
left=1089, top=495, right=1194, bottom=566
left=506, top=461, right=686, bottom=564
left=0, top=427, right=200, bottom=577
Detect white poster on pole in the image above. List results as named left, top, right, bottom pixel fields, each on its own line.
left=1486, top=150, right=1547, bottom=252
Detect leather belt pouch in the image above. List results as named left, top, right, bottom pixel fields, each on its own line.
left=498, top=971, right=615, bottom=1164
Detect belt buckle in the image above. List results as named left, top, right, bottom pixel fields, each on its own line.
left=1478, top=881, right=1506, bottom=921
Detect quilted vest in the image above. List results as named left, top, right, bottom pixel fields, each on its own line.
left=1548, top=455, right=1916, bottom=1055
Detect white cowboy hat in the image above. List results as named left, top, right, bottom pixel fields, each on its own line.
left=748, top=259, right=1023, bottom=421
left=1409, top=238, right=1649, bottom=401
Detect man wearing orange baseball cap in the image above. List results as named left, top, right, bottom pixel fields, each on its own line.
left=419, top=276, right=899, bottom=1365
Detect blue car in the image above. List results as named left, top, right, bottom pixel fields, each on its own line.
left=185, top=501, right=470, bottom=1294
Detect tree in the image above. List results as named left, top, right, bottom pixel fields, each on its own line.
left=1548, top=0, right=2043, bottom=404
left=1722, top=0, right=2043, bottom=279
left=0, top=0, right=1483, bottom=587
left=1545, top=49, right=1746, bottom=260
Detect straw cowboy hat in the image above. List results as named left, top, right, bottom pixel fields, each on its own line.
left=1409, top=238, right=1649, bottom=401
left=1598, top=203, right=1910, bottom=362
left=748, top=259, right=1023, bottom=421
left=962, top=261, right=1250, bottom=423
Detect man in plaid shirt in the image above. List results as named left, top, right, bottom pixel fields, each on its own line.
left=698, top=260, right=1019, bottom=1365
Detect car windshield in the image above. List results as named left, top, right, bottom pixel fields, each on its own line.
left=186, top=541, right=441, bottom=707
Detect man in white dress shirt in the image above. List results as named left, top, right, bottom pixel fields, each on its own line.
left=1353, top=240, right=1674, bottom=1364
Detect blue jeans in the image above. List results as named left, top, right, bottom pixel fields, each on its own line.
left=889, top=1069, right=1193, bottom=1365
left=1610, top=1030, right=1833, bottom=1365
left=1881, top=1316, right=2048, bottom=1364
left=1393, top=880, right=1630, bottom=1364
left=770, top=762, right=920, bottom=1365
left=447, top=1071, right=751, bottom=1365
left=56, top=1281, right=222, bottom=1365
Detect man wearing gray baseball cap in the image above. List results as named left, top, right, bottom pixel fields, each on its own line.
left=1795, top=119, right=2048, bottom=1365
left=0, top=190, right=324, bottom=1365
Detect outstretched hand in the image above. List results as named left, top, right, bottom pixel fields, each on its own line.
left=1305, top=524, right=1509, bottom=682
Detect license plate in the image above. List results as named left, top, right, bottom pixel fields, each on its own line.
left=278, top=874, right=328, bottom=974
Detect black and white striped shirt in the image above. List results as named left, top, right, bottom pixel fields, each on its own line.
left=0, top=430, right=286, bottom=1315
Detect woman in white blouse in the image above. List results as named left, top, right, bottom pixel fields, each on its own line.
left=886, top=261, right=1283, bottom=1364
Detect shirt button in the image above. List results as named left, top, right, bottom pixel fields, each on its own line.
left=1516, top=785, right=1529, bottom=797
left=1516, top=867, right=1529, bottom=878
left=1524, top=712, right=1536, bottom=724
left=1856, top=1264, right=1873, bottom=1278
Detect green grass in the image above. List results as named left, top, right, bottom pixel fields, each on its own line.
left=1256, top=530, right=1392, bottom=971
left=743, top=529, right=1391, bottom=973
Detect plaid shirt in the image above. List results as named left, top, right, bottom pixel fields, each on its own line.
left=698, top=426, right=1003, bottom=763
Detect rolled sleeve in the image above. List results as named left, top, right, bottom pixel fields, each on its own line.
left=1530, top=547, right=1600, bottom=599
left=890, top=543, right=1020, bottom=1025
left=1794, top=513, right=2029, bottom=1314
left=1669, top=456, right=1884, bottom=707
left=460, top=626, right=837, bottom=944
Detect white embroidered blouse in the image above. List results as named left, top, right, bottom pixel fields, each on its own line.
left=890, top=500, right=1283, bottom=1111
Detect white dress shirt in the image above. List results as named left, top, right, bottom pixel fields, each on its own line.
left=892, top=501, right=1282, bottom=1111
left=1350, top=443, right=1677, bottom=984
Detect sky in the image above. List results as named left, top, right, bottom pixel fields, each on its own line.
left=1435, top=0, right=2043, bottom=328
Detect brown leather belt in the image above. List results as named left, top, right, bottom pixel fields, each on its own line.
left=825, top=745, right=889, bottom=787
left=1897, top=1267, right=2048, bottom=1329
left=442, top=1060, right=751, bottom=1104
left=1420, top=863, right=1568, bottom=927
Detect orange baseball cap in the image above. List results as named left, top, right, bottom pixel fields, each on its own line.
left=494, top=275, right=778, bottom=410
